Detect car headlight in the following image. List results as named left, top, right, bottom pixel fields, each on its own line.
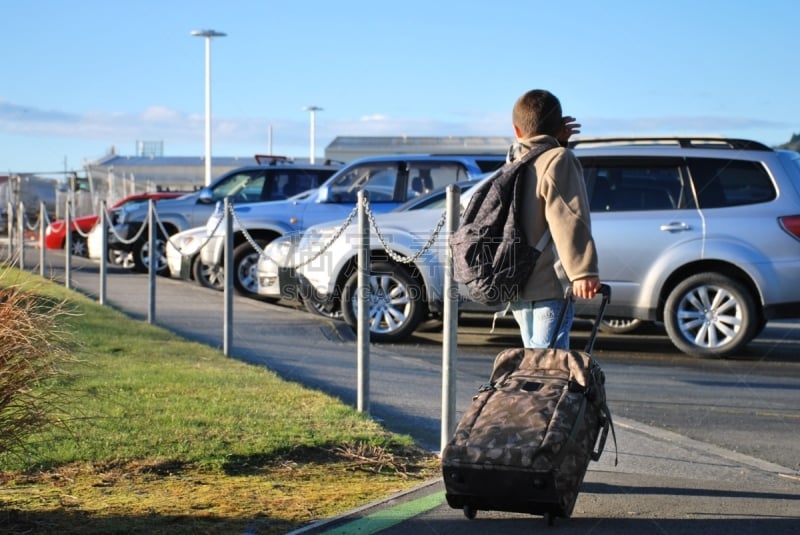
left=174, top=234, right=201, bottom=255
left=261, top=236, right=295, bottom=267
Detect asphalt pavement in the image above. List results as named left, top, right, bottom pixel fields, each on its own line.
left=3, top=243, right=799, bottom=534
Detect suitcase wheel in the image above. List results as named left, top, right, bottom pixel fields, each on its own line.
left=463, top=505, right=477, bottom=520
left=544, top=511, right=555, bottom=526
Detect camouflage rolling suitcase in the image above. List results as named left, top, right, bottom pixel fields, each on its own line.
left=442, top=285, right=615, bottom=525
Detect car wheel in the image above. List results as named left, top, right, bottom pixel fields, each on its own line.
left=192, top=255, right=224, bottom=291
left=663, top=273, right=758, bottom=358
left=132, top=234, right=170, bottom=276
left=69, top=232, right=88, bottom=257
left=302, top=294, right=343, bottom=320
left=108, top=249, right=134, bottom=269
left=232, top=239, right=271, bottom=297
left=598, top=317, right=643, bottom=334
left=340, top=262, right=425, bottom=343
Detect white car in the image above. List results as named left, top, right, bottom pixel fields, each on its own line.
left=165, top=226, right=224, bottom=291
left=87, top=211, right=133, bottom=268
left=256, top=179, right=487, bottom=334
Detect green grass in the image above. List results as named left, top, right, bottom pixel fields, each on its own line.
left=0, top=267, right=439, bottom=534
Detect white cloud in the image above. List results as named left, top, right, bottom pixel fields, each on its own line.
left=142, top=106, right=183, bottom=122
left=0, top=99, right=794, bottom=160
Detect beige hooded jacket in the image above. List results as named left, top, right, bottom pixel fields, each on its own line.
left=510, top=135, right=599, bottom=302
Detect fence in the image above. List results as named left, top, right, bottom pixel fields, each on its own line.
left=2, top=186, right=465, bottom=452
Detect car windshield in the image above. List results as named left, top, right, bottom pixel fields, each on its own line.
left=211, top=171, right=265, bottom=202
left=393, top=179, right=481, bottom=211
left=325, top=161, right=471, bottom=204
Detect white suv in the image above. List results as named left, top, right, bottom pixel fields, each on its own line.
left=287, top=137, right=800, bottom=358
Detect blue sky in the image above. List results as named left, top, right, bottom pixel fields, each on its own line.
left=1, top=0, right=797, bottom=177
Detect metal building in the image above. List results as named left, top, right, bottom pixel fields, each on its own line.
left=324, top=135, right=514, bottom=162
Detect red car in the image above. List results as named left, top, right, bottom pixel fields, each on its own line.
left=44, top=192, right=185, bottom=257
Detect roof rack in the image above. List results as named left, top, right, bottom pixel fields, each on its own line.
left=568, top=136, right=772, bottom=151
left=254, top=154, right=291, bottom=165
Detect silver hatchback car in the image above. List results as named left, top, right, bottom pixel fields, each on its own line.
left=285, top=137, right=800, bottom=358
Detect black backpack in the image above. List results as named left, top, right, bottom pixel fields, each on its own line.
left=451, top=144, right=551, bottom=306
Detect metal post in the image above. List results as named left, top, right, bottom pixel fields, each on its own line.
left=6, top=202, right=14, bottom=262
left=223, top=198, right=233, bottom=357
left=441, top=184, right=461, bottom=452
left=17, top=201, right=25, bottom=271
left=99, top=201, right=107, bottom=305
left=202, top=36, right=213, bottom=186
left=191, top=29, right=226, bottom=187
left=39, top=202, right=46, bottom=278
left=304, top=106, right=322, bottom=164
left=147, top=199, right=156, bottom=324
left=356, top=191, right=370, bottom=414
left=64, top=200, right=72, bottom=289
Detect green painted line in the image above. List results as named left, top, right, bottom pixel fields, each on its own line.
left=320, top=490, right=446, bottom=534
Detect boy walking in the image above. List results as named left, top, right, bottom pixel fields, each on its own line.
left=508, top=89, right=601, bottom=349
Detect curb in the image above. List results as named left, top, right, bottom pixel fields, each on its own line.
left=285, top=477, right=443, bottom=535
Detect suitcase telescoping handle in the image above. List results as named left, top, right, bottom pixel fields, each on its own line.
left=551, top=284, right=611, bottom=354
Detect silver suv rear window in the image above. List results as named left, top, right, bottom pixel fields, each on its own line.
left=688, top=158, right=776, bottom=208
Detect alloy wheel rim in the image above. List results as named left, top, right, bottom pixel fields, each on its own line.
left=675, top=285, right=742, bottom=348
left=354, top=274, right=411, bottom=334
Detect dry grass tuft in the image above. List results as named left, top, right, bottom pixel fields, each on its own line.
left=0, top=269, right=77, bottom=459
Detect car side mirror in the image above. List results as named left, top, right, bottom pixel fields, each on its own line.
left=197, top=187, right=214, bottom=204
left=316, top=185, right=331, bottom=203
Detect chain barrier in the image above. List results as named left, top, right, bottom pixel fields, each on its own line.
left=24, top=211, right=43, bottom=233
left=153, top=205, right=225, bottom=260
left=226, top=195, right=447, bottom=271
left=364, top=198, right=447, bottom=264
left=106, top=214, right=149, bottom=245
left=230, top=202, right=361, bottom=270
left=71, top=213, right=95, bottom=239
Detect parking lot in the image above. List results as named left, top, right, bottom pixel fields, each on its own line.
left=8, top=244, right=799, bottom=473
left=4, top=243, right=800, bottom=532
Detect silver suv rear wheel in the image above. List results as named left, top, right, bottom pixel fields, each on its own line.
left=664, top=273, right=758, bottom=358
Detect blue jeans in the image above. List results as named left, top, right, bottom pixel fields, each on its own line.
left=511, top=298, right=573, bottom=349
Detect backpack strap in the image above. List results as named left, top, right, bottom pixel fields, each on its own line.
left=534, top=227, right=551, bottom=252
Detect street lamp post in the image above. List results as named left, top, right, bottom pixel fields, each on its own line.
left=191, top=29, right=226, bottom=187
left=303, top=106, right=323, bottom=164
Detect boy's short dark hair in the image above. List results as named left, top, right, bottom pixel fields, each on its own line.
left=512, top=89, right=563, bottom=138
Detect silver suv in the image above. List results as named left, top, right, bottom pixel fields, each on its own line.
left=573, top=137, right=800, bottom=357
left=288, top=137, right=800, bottom=358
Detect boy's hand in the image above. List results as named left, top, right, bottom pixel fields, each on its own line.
left=558, top=116, right=581, bottom=143
left=572, top=276, right=600, bottom=300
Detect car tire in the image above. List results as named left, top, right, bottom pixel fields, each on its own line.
left=302, top=295, right=343, bottom=320
left=108, top=249, right=134, bottom=269
left=131, top=234, right=169, bottom=276
left=192, top=255, right=224, bottom=291
left=340, top=262, right=425, bottom=343
left=69, top=232, right=88, bottom=257
left=663, top=273, right=758, bottom=358
left=232, top=239, right=271, bottom=298
left=598, top=317, right=643, bottom=334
